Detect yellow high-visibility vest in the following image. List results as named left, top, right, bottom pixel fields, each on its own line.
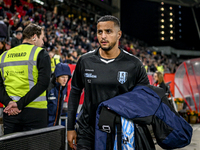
left=157, top=65, right=164, bottom=74
left=51, top=58, right=60, bottom=73
left=144, top=65, right=148, bottom=72
left=0, top=44, right=47, bottom=109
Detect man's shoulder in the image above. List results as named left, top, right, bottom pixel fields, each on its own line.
left=121, top=49, right=142, bottom=63
left=79, top=49, right=97, bottom=60
left=38, top=48, right=48, bottom=57
left=82, top=49, right=97, bottom=57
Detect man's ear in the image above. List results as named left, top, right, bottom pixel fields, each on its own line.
left=118, top=30, right=122, bottom=39
left=32, top=34, right=37, bottom=41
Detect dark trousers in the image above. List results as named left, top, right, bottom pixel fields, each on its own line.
left=76, top=145, right=92, bottom=150
left=3, top=108, right=47, bottom=135
left=67, top=144, right=92, bottom=150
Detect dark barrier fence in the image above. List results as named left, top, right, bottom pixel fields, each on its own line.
left=0, top=125, right=65, bottom=150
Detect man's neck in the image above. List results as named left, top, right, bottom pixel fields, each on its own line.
left=99, top=47, right=120, bottom=59
left=22, top=39, right=34, bottom=45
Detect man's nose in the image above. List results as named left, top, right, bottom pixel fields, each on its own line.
left=101, top=32, right=106, bottom=39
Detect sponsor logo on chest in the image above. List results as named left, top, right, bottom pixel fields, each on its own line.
left=84, top=73, right=97, bottom=78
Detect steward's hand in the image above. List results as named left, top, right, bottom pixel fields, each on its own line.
left=67, top=130, right=77, bottom=149
left=7, top=108, right=21, bottom=116
left=4, top=101, right=21, bottom=115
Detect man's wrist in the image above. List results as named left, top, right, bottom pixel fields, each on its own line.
left=67, top=128, right=75, bottom=131
left=16, top=101, right=22, bottom=110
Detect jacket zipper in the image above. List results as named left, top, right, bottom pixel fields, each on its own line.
left=53, top=86, right=61, bottom=126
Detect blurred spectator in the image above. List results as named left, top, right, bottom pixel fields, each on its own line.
left=143, top=61, right=148, bottom=72
left=0, top=40, right=6, bottom=55
left=148, top=60, right=157, bottom=72
left=54, top=47, right=62, bottom=62
left=64, top=53, right=76, bottom=64
left=0, top=16, right=8, bottom=40
left=76, top=45, right=82, bottom=56
left=153, top=71, right=168, bottom=93
left=154, top=61, right=164, bottom=74
left=164, top=64, right=170, bottom=73
left=11, top=30, right=22, bottom=48
left=48, top=51, right=60, bottom=75
left=71, top=50, right=78, bottom=62
left=0, top=5, right=5, bottom=18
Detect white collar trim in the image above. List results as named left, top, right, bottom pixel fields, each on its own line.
left=100, top=58, right=115, bottom=64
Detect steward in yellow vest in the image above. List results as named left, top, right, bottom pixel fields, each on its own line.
left=48, top=51, right=60, bottom=74
left=0, top=23, right=51, bottom=135
left=156, top=65, right=164, bottom=74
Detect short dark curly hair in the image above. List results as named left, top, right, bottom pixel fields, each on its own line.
left=97, top=15, right=120, bottom=28
left=22, top=23, right=44, bottom=40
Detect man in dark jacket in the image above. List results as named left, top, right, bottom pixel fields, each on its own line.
left=47, top=63, right=71, bottom=126
left=11, top=31, right=22, bottom=48
left=67, top=15, right=149, bottom=149
left=0, top=16, right=8, bottom=41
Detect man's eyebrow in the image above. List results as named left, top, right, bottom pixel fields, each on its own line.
left=99, top=28, right=112, bottom=30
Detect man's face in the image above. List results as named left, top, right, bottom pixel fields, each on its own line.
left=57, top=75, right=69, bottom=86
left=97, top=21, right=121, bottom=51
left=35, top=30, right=44, bottom=47
left=16, top=33, right=22, bottom=40
left=48, top=52, right=54, bottom=59
left=0, top=41, right=4, bottom=49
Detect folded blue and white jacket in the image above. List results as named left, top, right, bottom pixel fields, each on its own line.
left=95, top=85, right=193, bottom=150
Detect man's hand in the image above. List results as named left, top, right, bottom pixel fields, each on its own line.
left=4, top=101, right=21, bottom=115
left=7, top=108, right=21, bottom=116
left=67, top=130, right=77, bottom=149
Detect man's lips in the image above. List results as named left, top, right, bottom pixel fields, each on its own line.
left=101, top=41, right=108, bottom=44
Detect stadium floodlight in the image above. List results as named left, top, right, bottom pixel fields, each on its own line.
left=170, top=24, right=173, bottom=28
left=161, top=19, right=164, bottom=23
left=161, top=31, right=165, bottom=34
left=169, top=12, right=173, bottom=16
left=161, top=37, right=165, bottom=40
left=169, top=7, right=173, bottom=10
left=161, top=2, right=164, bottom=5
left=161, top=13, right=164, bottom=17
left=170, top=18, right=173, bottom=22
left=170, top=30, right=173, bottom=34
left=161, top=7, right=164, bottom=11
left=161, top=25, right=165, bottom=28
left=170, top=36, right=173, bottom=40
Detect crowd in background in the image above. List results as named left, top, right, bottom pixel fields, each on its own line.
left=0, top=0, right=180, bottom=75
